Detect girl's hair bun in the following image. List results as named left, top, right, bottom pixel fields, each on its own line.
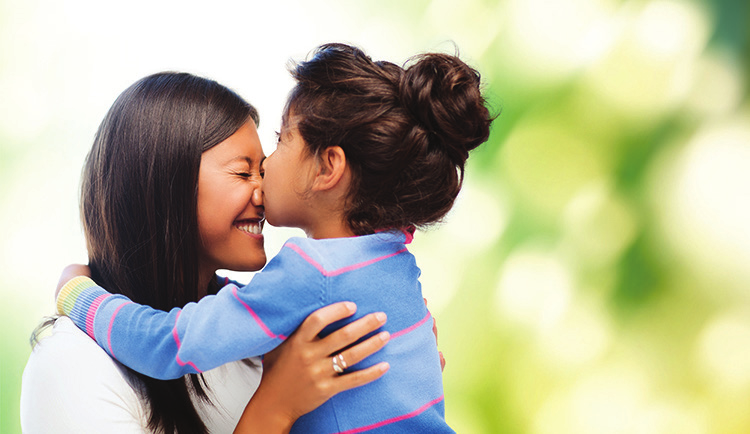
left=287, top=43, right=495, bottom=234
left=400, top=52, right=492, bottom=167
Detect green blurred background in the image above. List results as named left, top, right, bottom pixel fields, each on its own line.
left=2, top=0, right=748, bottom=432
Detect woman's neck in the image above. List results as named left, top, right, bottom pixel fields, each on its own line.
left=197, top=267, right=216, bottom=299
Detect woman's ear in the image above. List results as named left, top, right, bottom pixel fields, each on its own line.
left=312, top=146, right=348, bottom=192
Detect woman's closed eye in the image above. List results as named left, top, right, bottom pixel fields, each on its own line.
left=231, top=168, right=260, bottom=180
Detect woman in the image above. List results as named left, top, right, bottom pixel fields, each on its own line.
left=20, top=72, right=391, bottom=433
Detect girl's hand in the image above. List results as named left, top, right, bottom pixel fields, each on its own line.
left=55, top=264, right=92, bottom=299
left=233, top=302, right=390, bottom=434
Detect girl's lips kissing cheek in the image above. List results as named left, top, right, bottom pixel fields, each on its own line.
left=235, top=219, right=264, bottom=237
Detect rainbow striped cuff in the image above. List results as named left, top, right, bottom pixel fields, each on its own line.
left=56, top=276, right=99, bottom=316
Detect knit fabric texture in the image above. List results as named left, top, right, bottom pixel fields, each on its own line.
left=56, top=231, right=453, bottom=433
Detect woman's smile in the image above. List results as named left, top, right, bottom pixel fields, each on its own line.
left=235, top=218, right=265, bottom=237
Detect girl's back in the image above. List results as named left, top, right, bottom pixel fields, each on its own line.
left=280, top=232, right=448, bottom=433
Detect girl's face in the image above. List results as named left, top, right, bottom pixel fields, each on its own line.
left=261, top=119, right=316, bottom=233
left=196, top=121, right=267, bottom=280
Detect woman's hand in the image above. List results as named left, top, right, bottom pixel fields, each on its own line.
left=433, top=314, right=446, bottom=371
left=425, top=298, right=446, bottom=371
left=234, top=302, right=390, bottom=434
left=55, top=264, right=92, bottom=299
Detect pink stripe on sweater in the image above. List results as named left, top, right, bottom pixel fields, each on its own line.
left=401, top=227, right=414, bottom=244
left=105, top=301, right=132, bottom=360
left=175, top=354, right=203, bottom=372
left=231, top=286, right=287, bottom=340
left=172, top=311, right=183, bottom=347
left=336, top=395, right=445, bottom=434
left=171, top=311, right=204, bottom=372
left=85, top=294, right=110, bottom=340
left=286, top=243, right=407, bottom=277
left=390, top=312, right=432, bottom=339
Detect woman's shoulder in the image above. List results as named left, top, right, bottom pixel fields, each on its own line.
left=21, top=317, right=148, bottom=432
left=25, top=316, right=126, bottom=373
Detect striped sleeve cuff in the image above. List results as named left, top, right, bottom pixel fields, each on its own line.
left=56, top=276, right=101, bottom=316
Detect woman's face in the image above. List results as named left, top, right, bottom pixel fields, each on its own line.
left=196, top=121, right=267, bottom=279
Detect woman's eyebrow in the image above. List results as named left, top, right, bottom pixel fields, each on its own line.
left=226, top=156, right=254, bottom=165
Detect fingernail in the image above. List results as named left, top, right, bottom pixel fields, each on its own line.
left=379, top=331, right=390, bottom=342
left=345, top=302, right=356, bottom=312
left=380, top=362, right=390, bottom=372
left=375, top=312, right=387, bottom=322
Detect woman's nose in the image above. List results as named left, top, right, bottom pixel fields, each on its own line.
left=251, top=183, right=263, bottom=207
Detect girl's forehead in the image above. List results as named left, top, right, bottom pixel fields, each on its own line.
left=280, top=115, right=303, bottom=135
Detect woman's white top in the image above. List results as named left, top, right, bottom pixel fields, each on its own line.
left=20, top=317, right=262, bottom=433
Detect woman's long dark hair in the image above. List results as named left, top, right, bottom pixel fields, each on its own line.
left=81, top=72, right=258, bottom=433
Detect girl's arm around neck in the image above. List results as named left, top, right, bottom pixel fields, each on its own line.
left=55, top=247, right=329, bottom=379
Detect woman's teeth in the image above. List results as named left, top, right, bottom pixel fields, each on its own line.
left=237, top=222, right=262, bottom=235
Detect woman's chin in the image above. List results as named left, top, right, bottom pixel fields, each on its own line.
left=230, top=258, right=267, bottom=273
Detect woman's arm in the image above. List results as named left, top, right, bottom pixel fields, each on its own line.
left=234, top=302, right=391, bottom=433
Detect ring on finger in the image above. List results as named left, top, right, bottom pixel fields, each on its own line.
left=332, top=353, right=347, bottom=374
left=337, top=353, right=348, bottom=369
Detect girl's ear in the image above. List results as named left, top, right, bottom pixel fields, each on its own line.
left=312, top=146, right=348, bottom=192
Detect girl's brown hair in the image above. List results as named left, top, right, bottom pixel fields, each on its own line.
left=286, top=43, right=494, bottom=235
left=81, top=72, right=257, bottom=433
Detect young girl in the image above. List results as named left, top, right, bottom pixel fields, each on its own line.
left=57, top=43, right=493, bottom=433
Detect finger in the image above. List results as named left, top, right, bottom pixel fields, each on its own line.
left=321, top=312, right=386, bottom=355
left=432, top=315, right=438, bottom=345
left=439, top=351, right=446, bottom=372
left=335, top=331, right=389, bottom=369
left=296, top=302, right=357, bottom=341
left=331, top=362, right=390, bottom=393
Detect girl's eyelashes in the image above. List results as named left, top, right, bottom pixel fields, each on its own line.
left=274, top=131, right=281, bottom=144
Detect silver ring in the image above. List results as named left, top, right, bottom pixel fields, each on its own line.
left=332, top=353, right=346, bottom=374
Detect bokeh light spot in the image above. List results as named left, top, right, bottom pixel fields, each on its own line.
left=562, top=180, right=638, bottom=267
left=696, top=310, right=750, bottom=391
left=500, top=120, right=606, bottom=216
left=494, top=246, right=572, bottom=331
left=652, top=116, right=750, bottom=287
